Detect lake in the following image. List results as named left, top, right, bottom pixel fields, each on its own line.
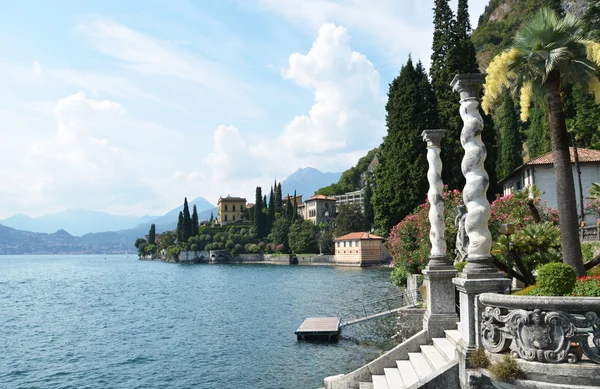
left=0, top=255, right=400, bottom=389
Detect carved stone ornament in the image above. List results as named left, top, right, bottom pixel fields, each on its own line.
left=481, top=306, right=600, bottom=364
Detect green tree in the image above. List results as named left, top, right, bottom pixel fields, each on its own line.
left=276, top=182, right=283, bottom=214
left=268, top=216, right=290, bottom=250
left=288, top=220, right=318, bottom=254
left=191, top=205, right=198, bottom=237
left=526, top=97, right=552, bottom=158
left=182, top=197, right=192, bottom=242
left=148, top=224, right=156, bottom=245
left=285, top=195, right=293, bottom=222
left=363, top=178, right=374, bottom=231
left=292, top=190, right=298, bottom=222
left=176, top=211, right=184, bottom=243
left=572, top=85, right=600, bottom=148
left=581, top=0, right=600, bottom=40
left=481, top=8, right=600, bottom=276
left=254, top=187, right=266, bottom=239
left=209, top=212, right=214, bottom=224
left=317, top=223, right=335, bottom=254
left=158, top=230, right=176, bottom=252
left=134, top=237, right=146, bottom=249
left=267, top=187, right=275, bottom=233
left=372, top=58, right=438, bottom=234
left=334, top=203, right=366, bottom=237
left=495, top=90, right=523, bottom=179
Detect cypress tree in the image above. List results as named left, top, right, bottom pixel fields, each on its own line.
left=292, top=190, right=298, bottom=222
left=372, top=58, right=439, bottom=234
left=581, top=0, right=600, bottom=40
left=182, top=197, right=192, bottom=242
left=267, top=186, right=275, bottom=233
left=495, top=90, right=523, bottom=179
left=148, top=224, right=156, bottom=245
left=285, top=195, right=293, bottom=222
left=526, top=97, right=551, bottom=159
left=177, top=211, right=184, bottom=243
left=276, top=182, right=283, bottom=214
left=254, top=187, right=266, bottom=239
left=209, top=212, right=214, bottom=224
left=572, top=85, right=600, bottom=148
left=191, top=205, right=199, bottom=237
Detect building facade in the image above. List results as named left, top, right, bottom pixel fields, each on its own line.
left=334, top=232, right=384, bottom=266
left=333, top=190, right=363, bottom=208
left=217, top=195, right=247, bottom=225
left=303, top=194, right=336, bottom=225
left=500, top=148, right=600, bottom=224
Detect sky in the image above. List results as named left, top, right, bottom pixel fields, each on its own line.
left=0, top=0, right=488, bottom=219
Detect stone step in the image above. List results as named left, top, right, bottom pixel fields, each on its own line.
left=359, top=382, right=374, bottom=389
left=372, top=375, right=389, bottom=389
left=444, top=329, right=462, bottom=347
left=408, top=352, right=434, bottom=380
left=396, top=360, right=419, bottom=387
left=433, top=337, right=456, bottom=361
left=384, top=367, right=404, bottom=389
left=420, top=345, right=449, bottom=371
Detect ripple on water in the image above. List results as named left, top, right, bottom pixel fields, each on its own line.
left=0, top=255, right=399, bottom=389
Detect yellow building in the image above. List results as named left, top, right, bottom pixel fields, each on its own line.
left=334, top=232, right=384, bottom=266
left=217, top=195, right=247, bottom=225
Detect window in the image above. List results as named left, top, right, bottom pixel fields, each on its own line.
left=325, top=202, right=329, bottom=209
left=233, top=205, right=236, bottom=212
left=224, top=215, right=228, bottom=222
left=233, top=215, right=236, bottom=221
left=355, top=240, right=359, bottom=247
left=225, top=205, right=228, bottom=212
left=241, top=206, right=244, bottom=212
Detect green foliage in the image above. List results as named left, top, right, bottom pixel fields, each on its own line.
left=495, top=90, right=523, bottom=179
left=390, top=265, right=409, bottom=287
left=246, top=244, right=261, bottom=254
left=372, top=58, right=438, bottom=233
left=288, top=220, right=318, bottom=254
left=176, top=211, right=184, bottom=243
left=148, top=224, right=156, bottom=245
left=316, top=223, right=334, bottom=255
left=134, top=238, right=146, bottom=249
left=267, top=187, right=275, bottom=234
left=254, top=187, right=266, bottom=239
left=488, top=354, right=526, bottom=382
left=572, top=86, right=600, bottom=149
left=182, top=197, right=192, bottom=242
left=537, top=262, right=577, bottom=296
left=333, top=203, right=365, bottom=237
left=315, top=148, right=378, bottom=196
left=363, top=179, right=374, bottom=231
left=268, top=216, right=290, bottom=250
left=191, top=205, right=198, bottom=236
left=582, top=242, right=600, bottom=263
left=513, top=284, right=541, bottom=296
left=454, top=261, right=467, bottom=273
left=387, top=189, right=463, bottom=275
left=526, top=98, right=552, bottom=158
left=572, top=275, right=600, bottom=297
left=469, top=349, right=490, bottom=369
left=581, top=0, right=600, bottom=41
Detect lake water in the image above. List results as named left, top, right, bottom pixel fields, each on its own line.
left=0, top=255, right=400, bottom=389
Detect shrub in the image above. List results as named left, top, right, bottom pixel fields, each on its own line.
left=488, top=354, right=525, bottom=382
left=537, top=262, right=576, bottom=296
left=572, top=275, right=600, bottom=297
left=390, top=265, right=409, bottom=287
left=247, top=244, right=261, bottom=254
left=470, top=349, right=490, bottom=369
left=454, top=261, right=467, bottom=273
left=513, top=284, right=540, bottom=296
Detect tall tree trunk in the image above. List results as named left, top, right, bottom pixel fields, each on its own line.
left=571, top=134, right=585, bottom=223
left=546, top=71, right=585, bottom=276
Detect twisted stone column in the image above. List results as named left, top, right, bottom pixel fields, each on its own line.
left=451, top=74, right=499, bottom=277
left=422, top=129, right=457, bottom=339
left=451, top=74, right=510, bottom=389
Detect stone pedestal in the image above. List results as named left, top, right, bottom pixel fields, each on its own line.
left=451, top=74, right=511, bottom=389
left=423, top=263, right=457, bottom=339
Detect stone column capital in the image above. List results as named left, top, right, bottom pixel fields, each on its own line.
left=450, top=73, right=486, bottom=101
left=421, top=129, right=446, bottom=149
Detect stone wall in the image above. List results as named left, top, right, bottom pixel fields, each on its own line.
left=178, top=250, right=209, bottom=263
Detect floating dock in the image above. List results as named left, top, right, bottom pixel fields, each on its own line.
left=295, top=317, right=340, bottom=341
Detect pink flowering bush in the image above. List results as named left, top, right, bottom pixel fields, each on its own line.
left=585, top=198, right=600, bottom=219
left=387, top=188, right=462, bottom=275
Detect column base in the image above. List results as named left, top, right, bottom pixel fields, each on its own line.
left=423, top=312, right=458, bottom=340
left=423, top=264, right=457, bottom=340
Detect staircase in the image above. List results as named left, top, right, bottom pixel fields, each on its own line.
left=357, top=327, right=462, bottom=389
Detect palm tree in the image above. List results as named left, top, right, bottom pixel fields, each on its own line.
left=482, top=8, right=600, bottom=276
left=589, top=183, right=600, bottom=200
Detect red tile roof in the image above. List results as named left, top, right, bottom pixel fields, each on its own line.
left=499, top=147, right=600, bottom=184
left=526, top=147, right=600, bottom=165
left=335, top=232, right=383, bottom=241
left=305, top=194, right=337, bottom=202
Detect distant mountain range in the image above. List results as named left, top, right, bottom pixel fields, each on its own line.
left=0, top=197, right=215, bottom=236
left=0, top=167, right=341, bottom=254
left=280, top=167, right=342, bottom=200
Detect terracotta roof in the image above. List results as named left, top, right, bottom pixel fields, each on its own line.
left=499, top=147, right=600, bottom=184
left=526, top=147, right=600, bottom=165
left=335, top=232, right=383, bottom=241
left=305, top=194, right=337, bottom=202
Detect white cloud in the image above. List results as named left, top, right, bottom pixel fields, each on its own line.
left=258, top=0, right=490, bottom=68
left=32, top=61, right=43, bottom=77
left=206, top=23, right=384, bottom=186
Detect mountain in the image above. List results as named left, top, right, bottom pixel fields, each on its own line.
left=0, top=197, right=215, bottom=237
left=280, top=167, right=343, bottom=199
left=0, top=209, right=153, bottom=236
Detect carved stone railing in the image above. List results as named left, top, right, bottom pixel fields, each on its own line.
left=479, top=293, right=600, bottom=364
left=581, top=225, right=600, bottom=242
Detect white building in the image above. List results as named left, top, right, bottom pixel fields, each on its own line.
left=499, top=147, right=600, bottom=224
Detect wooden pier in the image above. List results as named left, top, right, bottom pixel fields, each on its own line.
left=295, top=317, right=340, bottom=341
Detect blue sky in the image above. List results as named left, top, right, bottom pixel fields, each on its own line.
left=0, top=0, right=488, bottom=218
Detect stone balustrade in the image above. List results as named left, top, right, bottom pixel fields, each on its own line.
left=479, top=293, right=600, bottom=364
